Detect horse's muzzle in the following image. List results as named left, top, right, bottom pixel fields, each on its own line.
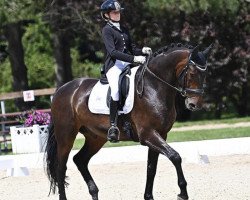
left=185, top=97, right=203, bottom=111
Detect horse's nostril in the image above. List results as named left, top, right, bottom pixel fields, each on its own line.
left=189, top=103, right=196, bottom=108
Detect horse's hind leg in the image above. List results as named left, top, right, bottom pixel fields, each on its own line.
left=56, top=127, right=77, bottom=200
left=73, top=134, right=106, bottom=200
left=56, top=146, right=71, bottom=199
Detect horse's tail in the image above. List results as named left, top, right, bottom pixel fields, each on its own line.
left=44, top=121, right=58, bottom=195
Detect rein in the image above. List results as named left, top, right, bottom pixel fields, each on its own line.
left=146, top=66, right=185, bottom=94
left=136, top=55, right=150, bottom=98
left=136, top=53, right=206, bottom=97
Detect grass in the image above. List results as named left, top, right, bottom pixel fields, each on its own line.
left=0, top=143, right=12, bottom=155
left=172, top=116, right=250, bottom=128
left=72, top=126, right=250, bottom=150
left=167, top=127, right=250, bottom=142
left=1, top=117, right=249, bottom=154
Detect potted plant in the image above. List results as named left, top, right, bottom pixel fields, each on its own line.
left=10, top=110, right=51, bottom=154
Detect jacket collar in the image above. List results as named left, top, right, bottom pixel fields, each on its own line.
left=107, top=22, right=123, bottom=33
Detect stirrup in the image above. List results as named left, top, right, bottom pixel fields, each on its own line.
left=107, top=126, right=120, bottom=143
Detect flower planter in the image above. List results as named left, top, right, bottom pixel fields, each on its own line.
left=10, top=125, right=48, bottom=154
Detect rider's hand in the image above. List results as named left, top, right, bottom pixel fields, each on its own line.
left=134, top=56, right=146, bottom=64
left=142, top=47, right=152, bottom=55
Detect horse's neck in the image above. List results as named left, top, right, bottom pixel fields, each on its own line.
left=148, top=50, right=189, bottom=87
left=136, top=56, right=177, bottom=106
left=148, top=55, right=177, bottom=89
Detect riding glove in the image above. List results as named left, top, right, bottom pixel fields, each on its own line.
left=134, top=56, right=146, bottom=64
left=142, top=47, right=152, bottom=55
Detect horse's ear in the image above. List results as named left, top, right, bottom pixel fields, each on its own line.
left=202, top=43, right=213, bottom=59
left=191, top=45, right=199, bottom=55
left=190, top=45, right=199, bottom=60
left=190, top=45, right=208, bottom=66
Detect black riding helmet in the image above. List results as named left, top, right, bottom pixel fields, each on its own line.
left=100, top=0, right=124, bottom=21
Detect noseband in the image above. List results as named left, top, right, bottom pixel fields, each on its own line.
left=136, top=54, right=207, bottom=97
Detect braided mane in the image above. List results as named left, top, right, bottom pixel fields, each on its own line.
left=153, top=43, right=194, bottom=57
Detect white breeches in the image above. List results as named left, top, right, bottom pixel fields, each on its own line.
left=106, top=60, right=130, bottom=101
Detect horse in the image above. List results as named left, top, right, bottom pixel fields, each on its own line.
left=45, top=43, right=212, bottom=200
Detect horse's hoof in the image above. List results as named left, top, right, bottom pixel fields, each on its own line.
left=177, top=194, right=188, bottom=200
left=144, top=194, right=154, bottom=200
left=92, top=196, right=98, bottom=200
left=145, top=197, right=154, bottom=200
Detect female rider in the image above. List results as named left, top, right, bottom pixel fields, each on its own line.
left=100, top=0, right=152, bottom=142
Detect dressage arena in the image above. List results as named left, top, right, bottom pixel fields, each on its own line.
left=0, top=138, right=250, bottom=200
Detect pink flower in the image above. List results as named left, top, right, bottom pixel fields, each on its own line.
left=17, top=110, right=51, bottom=127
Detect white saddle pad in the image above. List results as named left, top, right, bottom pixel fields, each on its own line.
left=88, top=66, right=139, bottom=115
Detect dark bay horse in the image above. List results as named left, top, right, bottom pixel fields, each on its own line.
left=45, top=43, right=212, bottom=200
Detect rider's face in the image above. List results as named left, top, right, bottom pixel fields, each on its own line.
left=108, top=10, right=121, bottom=22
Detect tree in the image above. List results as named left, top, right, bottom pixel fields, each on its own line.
left=0, top=0, right=249, bottom=118
left=43, top=0, right=103, bottom=87
left=0, top=0, right=40, bottom=109
left=184, top=0, right=250, bottom=117
left=144, top=0, right=250, bottom=118
left=0, top=43, right=8, bottom=63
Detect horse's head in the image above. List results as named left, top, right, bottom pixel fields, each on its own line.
left=139, top=43, right=212, bottom=111
left=177, top=44, right=212, bottom=111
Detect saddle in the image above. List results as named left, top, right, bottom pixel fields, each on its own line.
left=100, top=65, right=132, bottom=109
left=88, top=66, right=139, bottom=115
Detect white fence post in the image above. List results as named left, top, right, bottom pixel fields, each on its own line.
left=0, top=100, right=7, bottom=151
left=10, top=126, right=17, bottom=153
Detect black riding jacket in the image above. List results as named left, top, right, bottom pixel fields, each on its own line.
left=102, top=22, right=143, bottom=73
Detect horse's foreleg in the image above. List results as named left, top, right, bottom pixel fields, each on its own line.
left=144, top=149, right=159, bottom=200
left=141, top=131, right=188, bottom=200
left=73, top=135, right=106, bottom=200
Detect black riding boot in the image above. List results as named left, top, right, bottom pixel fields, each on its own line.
left=107, top=99, right=120, bottom=143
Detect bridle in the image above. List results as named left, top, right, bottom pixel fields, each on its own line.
left=136, top=53, right=207, bottom=97
left=177, top=57, right=207, bottom=96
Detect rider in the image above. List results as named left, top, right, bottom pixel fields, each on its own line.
left=100, top=0, right=152, bottom=142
